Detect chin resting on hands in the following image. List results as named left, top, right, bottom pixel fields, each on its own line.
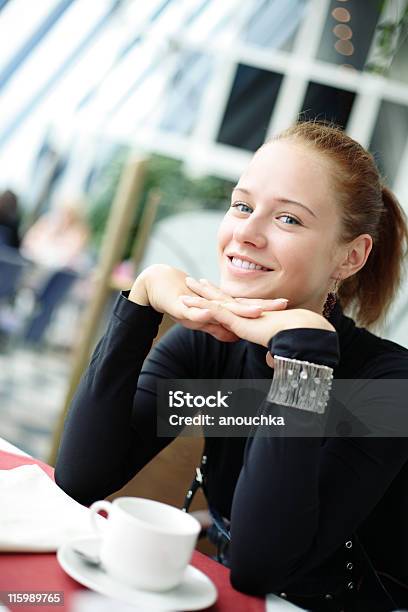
left=128, top=265, right=289, bottom=343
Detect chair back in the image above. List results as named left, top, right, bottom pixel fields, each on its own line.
left=0, top=246, right=26, bottom=300
left=0, top=226, right=13, bottom=246
left=24, top=268, right=78, bottom=344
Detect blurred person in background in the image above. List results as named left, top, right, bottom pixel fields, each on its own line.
left=0, top=189, right=24, bottom=346
left=21, top=197, right=90, bottom=272
left=20, top=197, right=91, bottom=345
left=0, top=189, right=21, bottom=249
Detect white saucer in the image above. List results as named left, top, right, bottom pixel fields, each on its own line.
left=57, top=536, right=217, bottom=611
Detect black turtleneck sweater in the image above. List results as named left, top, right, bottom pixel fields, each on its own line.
left=55, top=292, right=408, bottom=609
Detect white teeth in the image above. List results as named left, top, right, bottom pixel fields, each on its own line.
left=231, top=257, right=244, bottom=268
left=230, top=257, right=270, bottom=271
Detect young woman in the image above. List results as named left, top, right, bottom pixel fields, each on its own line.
left=55, top=122, right=408, bottom=611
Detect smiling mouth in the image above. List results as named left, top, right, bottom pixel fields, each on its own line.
left=227, top=256, right=272, bottom=272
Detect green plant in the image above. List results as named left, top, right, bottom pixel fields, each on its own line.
left=87, top=151, right=234, bottom=259
left=366, top=0, right=408, bottom=75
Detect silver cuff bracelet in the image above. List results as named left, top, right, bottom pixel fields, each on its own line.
left=267, top=355, right=334, bottom=414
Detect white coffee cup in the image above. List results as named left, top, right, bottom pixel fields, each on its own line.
left=89, top=497, right=201, bottom=591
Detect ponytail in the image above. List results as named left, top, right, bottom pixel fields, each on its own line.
left=341, top=185, right=408, bottom=327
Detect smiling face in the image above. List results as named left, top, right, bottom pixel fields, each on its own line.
left=217, top=140, right=346, bottom=314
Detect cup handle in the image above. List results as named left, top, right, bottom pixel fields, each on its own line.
left=89, top=500, right=112, bottom=536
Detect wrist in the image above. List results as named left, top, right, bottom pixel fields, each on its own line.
left=276, top=308, right=336, bottom=334
left=129, top=272, right=150, bottom=307
left=268, top=323, right=340, bottom=370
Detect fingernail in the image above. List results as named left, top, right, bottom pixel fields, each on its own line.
left=199, top=278, right=208, bottom=283
left=277, top=298, right=289, bottom=303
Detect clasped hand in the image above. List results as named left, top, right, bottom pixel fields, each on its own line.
left=131, top=265, right=335, bottom=355
left=180, top=276, right=335, bottom=347
left=180, top=275, right=290, bottom=344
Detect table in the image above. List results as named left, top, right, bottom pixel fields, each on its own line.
left=0, top=439, right=302, bottom=612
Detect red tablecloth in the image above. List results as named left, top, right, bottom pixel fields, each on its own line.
left=0, top=450, right=265, bottom=612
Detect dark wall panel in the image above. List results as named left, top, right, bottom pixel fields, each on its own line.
left=217, top=63, right=283, bottom=151
left=299, top=82, right=355, bottom=129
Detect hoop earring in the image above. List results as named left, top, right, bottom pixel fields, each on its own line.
left=323, top=277, right=340, bottom=320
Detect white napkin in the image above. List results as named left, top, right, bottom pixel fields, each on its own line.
left=0, top=464, right=103, bottom=552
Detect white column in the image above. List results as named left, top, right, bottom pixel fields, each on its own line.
left=267, top=0, right=331, bottom=137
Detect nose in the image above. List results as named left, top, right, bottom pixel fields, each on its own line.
left=233, top=215, right=267, bottom=249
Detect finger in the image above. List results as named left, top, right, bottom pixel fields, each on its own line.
left=180, top=305, right=246, bottom=335
left=202, top=323, right=240, bottom=343
left=185, top=277, right=227, bottom=301
left=177, top=304, right=213, bottom=324
left=201, top=301, right=239, bottom=333
left=219, top=302, right=264, bottom=318
left=181, top=295, right=263, bottom=318
left=179, top=298, right=241, bottom=340
left=180, top=295, right=213, bottom=308
left=198, top=278, right=227, bottom=297
left=181, top=296, right=244, bottom=336
left=214, top=324, right=240, bottom=342
left=235, top=298, right=289, bottom=310
left=204, top=323, right=240, bottom=342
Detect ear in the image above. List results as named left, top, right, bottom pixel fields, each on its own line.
left=337, top=234, right=373, bottom=280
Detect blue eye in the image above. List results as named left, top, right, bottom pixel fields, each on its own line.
left=231, top=202, right=302, bottom=226
left=231, top=201, right=253, bottom=214
left=278, top=214, right=301, bottom=225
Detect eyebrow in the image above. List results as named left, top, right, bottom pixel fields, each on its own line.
left=232, top=187, right=317, bottom=219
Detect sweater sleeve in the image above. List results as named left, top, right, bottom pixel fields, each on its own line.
left=54, top=291, right=197, bottom=506
left=229, top=327, right=408, bottom=596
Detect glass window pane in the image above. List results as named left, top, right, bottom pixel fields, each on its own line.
left=369, top=100, right=408, bottom=185
left=187, top=0, right=239, bottom=45
left=79, top=41, right=159, bottom=130
left=0, top=1, right=112, bottom=135
left=373, top=16, right=408, bottom=84
left=241, top=0, right=307, bottom=51
left=388, top=34, right=408, bottom=83
left=299, top=82, right=355, bottom=129
left=158, top=52, right=214, bottom=135
left=365, top=1, right=408, bottom=82
left=315, top=0, right=382, bottom=70
left=217, top=64, right=283, bottom=151
left=0, top=0, right=59, bottom=74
